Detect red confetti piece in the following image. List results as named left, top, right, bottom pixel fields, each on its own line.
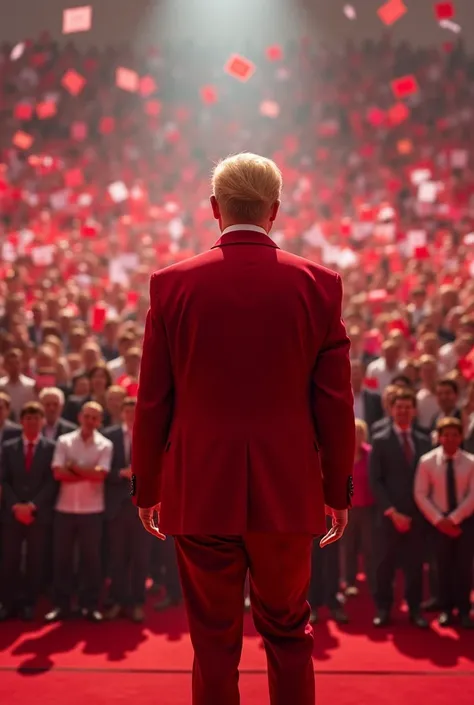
left=99, top=116, right=115, bottom=134
left=61, top=69, right=86, bottom=96
left=391, top=74, right=419, bottom=99
left=377, top=0, right=407, bottom=26
left=200, top=85, right=218, bottom=104
left=224, top=54, right=256, bottom=83
left=12, top=131, right=33, bottom=150
left=265, top=45, right=283, bottom=61
left=139, top=75, right=157, bottom=97
left=14, top=103, right=33, bottom=121
left=36, top=101, right=57, bottom=119
left=435, top=2, right=455, bottom=20
left=387, top=102, right=410, bottom=125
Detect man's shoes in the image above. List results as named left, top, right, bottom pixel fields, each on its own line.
left=244, top=596, right=251, bottom=612
left=45, top=607, right=69, bottom=623
left=154, top=595, right=181, bottom=611
left=409, top=612, right=429, bottom=629
left=0, top=605, right=15, bottom=621
left=131, top=605, right=145, bottom=623
left=373, top=610, right=390, bottom=627
left=105, top=603, right=123, bottom=620
left=421, top=597, right=440, bottom=612
left=309, top=609, right=319, bottom=625
left=330, top=607, right=349, bottom=624
left=20, top=606, right=35, bottom=622
left=344, top=586, right=359, bottom=598
left=438, top=611, right=453, bottom=628
left=459, top=614, right=474, bottom=629
left=82, top=609, right=103, bottom=623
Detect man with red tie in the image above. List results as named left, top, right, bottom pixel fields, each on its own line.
left=132, top=152, right=355, bottom=705
left=0, top=402, right=56, bottom=621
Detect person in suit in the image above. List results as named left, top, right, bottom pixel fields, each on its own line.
left=38, top=387, right=77, bottom=440
left=131, top=153, right=355, bottom=705
left=62, top=364, right=112, bottom=427
left=0, top=402, right=56, bottom=620
left=351, top=360, right=384, bottom=437
left=103, top=397, right=152, bottom=623
left=369, top=384, right=399, bottom=438
left=369, top=389, right=431, bottom=628
left=414, top=417, right=474, bottom=629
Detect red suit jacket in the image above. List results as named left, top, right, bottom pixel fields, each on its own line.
left=132, top=228, right=355, bottom=535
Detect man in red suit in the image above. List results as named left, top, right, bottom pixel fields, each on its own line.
left=132, top=153, right=355, bottom=705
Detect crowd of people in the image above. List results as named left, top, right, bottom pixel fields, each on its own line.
left=1, top=32, right=474, bottom=629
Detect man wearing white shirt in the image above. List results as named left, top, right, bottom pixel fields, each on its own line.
left=0, top=348, right=36, bottom=421
left=366, top=340, right=402, bottom=394
left=414, top=417, right=474, bottom=629
left=416, top=355, right=440, bottom=431
left=106, top=332, right=136, bottom=381
left=45, top=401, right=112, bottom=623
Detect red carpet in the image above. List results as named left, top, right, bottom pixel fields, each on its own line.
left=0, top=591, right=473, bottom=703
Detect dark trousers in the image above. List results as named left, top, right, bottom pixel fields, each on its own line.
left=53, top=511, right=103, bottom=610
left=342, top=505, right=376, bottom=595
left=175, top=534, right=314, bottom=705
left=1, top=520, right=47, bottom=609
left=309, top=516, right=340, bottom=610
left=374, top=517, right=424, bottom=613
left=152, top=535, right=182, bottom=601
left=435, top=519, right=474, bottom=615
left=107, top=502, right=152, bottom=606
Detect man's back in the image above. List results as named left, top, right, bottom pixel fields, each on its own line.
left=132, top=229, right=354, bottom=534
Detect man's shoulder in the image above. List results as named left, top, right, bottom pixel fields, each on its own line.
left=58, top=418, right=78, bottom=433
left=2, top=435, right=22, bottom=452
left=94, top=431, right=113, bottom=449
left=371, top=426, right=393, bottom=444
left=38, top=436, right=56, bottom=452
left=459, top=450, right=474, bottom=466
left=56, top=429, right=79, bottom=445
left=418, top=447, right=439, bottom=465
left=101, top=424, right=121, bottom=440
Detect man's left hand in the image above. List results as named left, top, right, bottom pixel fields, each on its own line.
left=138, top=503, right=166, bottom=540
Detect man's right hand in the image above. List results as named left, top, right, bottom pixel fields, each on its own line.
left=391, top=511, right=412, bottom=533
left=436, top=517, right=462, bottom=538
left=320, top=506, right=348, bottom=548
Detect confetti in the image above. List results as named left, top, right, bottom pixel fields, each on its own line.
left=397, top=139, right=413, bottom=154
left=36, top=100, right=57, bottom=119
left=64, top=168, right=84, bottom=188
left=62, top=5, right=92, bottom=34
left=377, top=1, right=407, bottom=26
left=434, top=2, right=455, bottom=20
left=224, top=54, right=256, bottom=83
left=108, top=181, right=129, bottom=203
left=70, top=121, right=88, bottom=141
left=391, top=74, right=419, bottom=99
left=439, top=18, right=461, bottom=32
left=14, top=103, right=33, bottom=121
left=265, top=45, right=283, bottom=61
left=116, top=67, right=139, bottom=92
left=61, top=69, right=86, bottom=96
left=139, top=75, right=157, bottom=97
left=387, top=102, right=410, bottom=125
left=200, top=85, right=218, bottom=104
left=13, top=131, right=33, bottom=150
left=99, top=116, right=115, bottom=134
left=343, top=5, right=357, bottom=19
left=10, top=43, right=25, bottom=61
left=259, top=100, right=280, bottom=118
left=145, top=100, right=161, bottom=116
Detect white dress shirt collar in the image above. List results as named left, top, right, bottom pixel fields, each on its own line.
left=221, top=224, right=268, bottom=236
left=22, top=435, right=41, bottom=449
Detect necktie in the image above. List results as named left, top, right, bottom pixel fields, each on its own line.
left=446, top=458, right=457, bottom=513
left=25, top=442, right=35, bottom=471
left=401, top=431, right=414, bottom=465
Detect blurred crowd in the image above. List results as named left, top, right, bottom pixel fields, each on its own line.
left=1, top=33, right=474, bottom=629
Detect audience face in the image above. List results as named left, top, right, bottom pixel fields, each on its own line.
left=21, top=411, right=44, bottom=439
left=419, top=360, right=437, bottom=389
left=73, top=375, right=90, bottom=396
left=79, top=405, right=103, bottom=434
left=90, top=368, right=110, bottom=396
left=438, top=426, right=462, bottom=457
left=436, top=383, right=458, bottom=414
left=4, top=351, right=22, bottom=381
left=41, top=394, right=63, bottom=425
left=382, top=342, right=399, bottom=369
left=122, top=404, right=136, bottom=428
left=106, top=388, right=127, bottom=419
left=392, top=398, right=416, bottom=430
left=82, top=345, right=102, bottom=371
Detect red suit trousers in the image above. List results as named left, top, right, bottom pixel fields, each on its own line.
left=174, top=533, right=315, bottom=705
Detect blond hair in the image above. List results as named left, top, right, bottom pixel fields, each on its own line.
left=212, top=152, right=282, bottom=222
